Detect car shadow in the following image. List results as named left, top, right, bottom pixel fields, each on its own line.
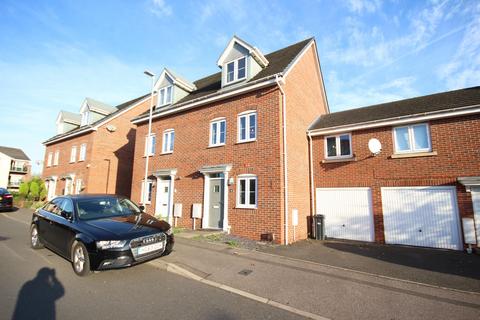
left=12, top=267, right=65, bottom=320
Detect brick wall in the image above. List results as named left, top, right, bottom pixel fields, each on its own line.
left=312, top=114, right=480, bottom=245
left=131, top=87, right=284, bottom=242
left=283, top=43, right=329, bottom=243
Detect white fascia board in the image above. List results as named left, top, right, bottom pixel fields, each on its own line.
left=132, top=78, right=278, bottom=124
left=217, top=36, right=268, bottom=68
left=43, top=127, right=96, bottom=145
left=281, top=39, right=330, bottom=114
left=308, top=105, right=480, bottom=136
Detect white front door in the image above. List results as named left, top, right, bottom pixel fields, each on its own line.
left=316, top=188, right=374, bottom=242
left=382, top=187, right=461, bottom=250
left=472, top=187, right=480, bottom=243
left=47, top=180, right=56, bottom=200
left=155, top=179, right=171, bottom=219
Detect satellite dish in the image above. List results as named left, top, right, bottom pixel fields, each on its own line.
left=368, top=138, right=382, bottom=155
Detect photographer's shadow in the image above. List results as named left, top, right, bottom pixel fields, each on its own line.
left=12, top=268, right=65, bottom=320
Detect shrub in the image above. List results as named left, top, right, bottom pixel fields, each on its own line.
left=30, top=181, right=40, bottom=201
left=18, top=182, right=29, bottom=198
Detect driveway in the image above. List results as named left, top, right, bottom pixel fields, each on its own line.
left=259, top=238, right=480, bottom=292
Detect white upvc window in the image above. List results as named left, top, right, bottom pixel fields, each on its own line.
left=79, top=143, right=87, bottom=161
left=140, top=180, right=154, bottom=204
left=70, top=146, right=77, bottom=163
left=238, top=111, right=257, bottom=143
left=53, top=151, right=60, bottom=166
left=47, top=152, right=53, bottom=167
left=393, top=123, right=431, bottom=153
left=162, top=129, right=175, bottom=154
left=64, top=179, right=72, bottom=195
left=75, top=179, right=83, bottom=194
left=81, top=111, right=90, bottom=126
left=144, top=134, right=156, bottom=156
left=209, top=118, right=226, bottom=147
left=158, top=86, right=173, bottom=106
left=237, top=174, right=257, bottom=209
left=226, top=56, right=247, bottom=84
left=324, top=133, right=352, bottom=159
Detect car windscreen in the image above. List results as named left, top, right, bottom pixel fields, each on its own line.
left=0, top=188, right=7, bottom=194
left=75, top=197, right=141, bottom=220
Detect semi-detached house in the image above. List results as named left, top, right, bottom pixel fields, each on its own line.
left=130, top=36, right=328, bottom=245
left=42, top=96, right=150, bottom=200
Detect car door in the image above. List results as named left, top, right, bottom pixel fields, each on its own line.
left=37, top=198, right=64, bottom=248
left=48, top=198, right=77, bottom=258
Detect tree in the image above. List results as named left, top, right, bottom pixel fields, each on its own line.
left=30, top=181, right=40, bottom=201
left=18, top=182, right=29, bottom=198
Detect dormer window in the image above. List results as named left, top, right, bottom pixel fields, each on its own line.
left=158, top=86, right=173, bottom=106
left=226, top=56, right=247, bottom=84
left=81, top=110, right=90, bottom=126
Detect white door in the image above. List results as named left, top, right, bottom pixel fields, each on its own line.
left=47, top=180, right=56, bottom=200
left=382, top=187, right=461, bottom=250
left=472, top=187, right=480, bottom=243
left=155, top=179, right=171, bottom=219
left=316, top=188, right=374, bottom=242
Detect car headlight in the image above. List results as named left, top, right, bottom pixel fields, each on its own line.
left=165, top=227, right=173, bottom=236
left=96, top=240, right=127, bottom=250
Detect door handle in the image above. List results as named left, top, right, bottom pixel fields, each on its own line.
left=49, top=221, right=54, bottom=225
left=213, top=205, right=219, bottom=209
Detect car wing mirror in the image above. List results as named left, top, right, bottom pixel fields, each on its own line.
left=138, top=205, right=145, bottom=212
left=61, top=210, right=73, bottom=220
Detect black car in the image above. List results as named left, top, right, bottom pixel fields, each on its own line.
left=30, top=194, right=174, bottom=276
left=0, top=188, right=13, bottom=211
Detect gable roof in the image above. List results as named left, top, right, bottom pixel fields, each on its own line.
left=308, top=86, right=480, bottom=133
left=43, top=94, right=149, bottom=145
left=155, top=68, right=196, bottom=92
left=217, top=35, right=269, bottom=68
left=84, top=97, right=117, bottom=114
left=58, top=111, right=81, bottom=125
left=133, top=37, right=314, bottom=123
left=0, top=146, right=30, bottom=161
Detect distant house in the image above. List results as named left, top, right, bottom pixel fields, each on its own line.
left=0, top=146, right=31, bottom=190
left=308, top=86, right=480, bottom=250
left=42, top=95, right=150, bottom=200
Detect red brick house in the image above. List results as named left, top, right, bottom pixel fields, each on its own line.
left=308, top=87, right=480, bottom=250
left=130, top=36, right=329, bottom=244
left=42, top=96, right=150, bottom=199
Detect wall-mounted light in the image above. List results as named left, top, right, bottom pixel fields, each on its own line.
left=228, top=177, right=234, bottom=185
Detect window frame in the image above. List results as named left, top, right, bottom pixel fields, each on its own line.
left=158, top=85, right=173, bottom=107
left=324, top=133, right=353, bottom=159
left=236, top=174, right=258, bottom=209
left=393, top=123, right=432, bottom=154
left=140, top=180, right=154, bottom=204
left=237, top=110, right=257, bottom=143
left=79, top=143, right=87, bottom=161
left=81, top=111, right=90, bottom=126
left=70, top=146, right=77, bottom=163
left=53, top=150, right=60, bottom=166
left=144, top=134, right=156, bottom=156
left=162, top=129, right=175, bottom=154
left=75, top=178, right=83, bottom=194
left=47, top=152, right=53, bottom=167
left=209, top=118, right=227, bottom=147
left=225, top=56, right=247, bottom=85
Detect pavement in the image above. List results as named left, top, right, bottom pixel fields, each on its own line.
left=3, top=208, right=480, bottom=320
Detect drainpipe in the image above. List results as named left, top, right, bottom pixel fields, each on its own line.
left=275, top=75, right=289, bottom=245
left=308, top=132, right=316, bottom=229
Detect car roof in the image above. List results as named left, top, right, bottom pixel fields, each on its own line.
left=59, top=194, right=128, bottom=200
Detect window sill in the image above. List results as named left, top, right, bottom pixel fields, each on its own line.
left=236, top=206, right=257, bottom=210
left=208, top=144, right=225, bottom=149
left=322, top=157, right=356, bottom=163
left=78, top=159, right=85, bottom=162
left=142, top=154, right=155, bottom=158
left=390, top=151, right=437, bottom=159
left=236, top=139, right=256, bottom=145
left=161, top=152, right=173, bottom=155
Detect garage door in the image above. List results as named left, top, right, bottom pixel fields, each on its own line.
left=471, top=187, right=480, bottom=243
left=382, top=187, right=461, bottom=250
left=316, top=188, right=374, bottom=242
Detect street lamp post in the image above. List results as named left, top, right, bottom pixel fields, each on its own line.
left=143, top=70, right=155, bottom=205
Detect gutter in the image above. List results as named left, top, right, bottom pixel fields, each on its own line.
left=132, top=75, right=281, bottom=124
left=276, top=75, right=289, bottom=246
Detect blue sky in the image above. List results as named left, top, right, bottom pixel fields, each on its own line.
left=0, top=0, right=478, bottom=174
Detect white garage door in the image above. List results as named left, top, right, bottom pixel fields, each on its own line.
left=471, top=187, right=480, bottom=243
left=382, top=187, right=462, bottom=250
left=316, top=188, right=374, bottom=242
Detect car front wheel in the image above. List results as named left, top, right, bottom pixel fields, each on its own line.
left=71, top=241, right=91, bottom=277
left=30, top=225, right=44, bottom=249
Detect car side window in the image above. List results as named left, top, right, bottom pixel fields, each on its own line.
left=61, top=199, right=74, bottom=217
left=50, top=198, right=64, bottom=216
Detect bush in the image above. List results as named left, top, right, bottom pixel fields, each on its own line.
left=18, top=182, right=29, bottom=198
left=30, top=181, right=40, bottom=201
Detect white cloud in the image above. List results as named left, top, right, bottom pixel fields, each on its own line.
left=346, top=0, right=382, bottom=14
left=150, top=0, right=172, bottom=17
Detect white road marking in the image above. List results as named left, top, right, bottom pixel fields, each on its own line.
left=151, top=260, right=331, bottom=320
left=0, top=242, right=26, bottom=261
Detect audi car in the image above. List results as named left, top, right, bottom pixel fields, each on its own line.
left=0, top=188, right=13, bottom=211
left=30, top=194, right=174, bottom=276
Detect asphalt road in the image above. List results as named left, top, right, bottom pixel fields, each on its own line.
left=0, top=209, right=306, bottom=320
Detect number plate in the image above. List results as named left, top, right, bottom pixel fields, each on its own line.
left=137, top=242, right=164, bottom=255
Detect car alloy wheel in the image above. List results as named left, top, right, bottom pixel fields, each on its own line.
left=71, top=241, right=91, bottom=276
left=30, top=225, right=43, bottom=249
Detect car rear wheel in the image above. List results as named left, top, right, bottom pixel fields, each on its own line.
left=71, top=241, right=91, bottom=277
left=30, top=225, right=44, bottom=249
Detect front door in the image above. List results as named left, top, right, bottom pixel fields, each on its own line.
left=472, top=187, right=480, bottom=243
left=155, top=179, right=171, bottom=219
left=208, top=178, right=224, bottom=229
